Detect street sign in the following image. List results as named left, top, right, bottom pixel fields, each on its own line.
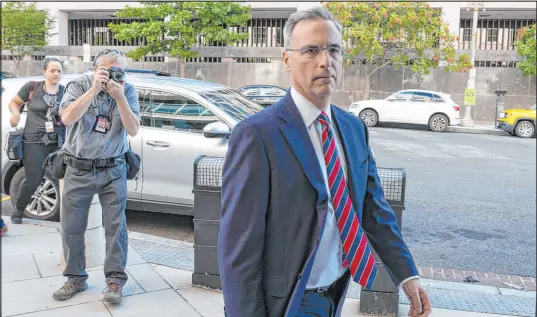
left=464, top=88, right=476, bottom=106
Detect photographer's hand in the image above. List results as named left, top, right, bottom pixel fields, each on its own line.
left=92, top=66, right=110, bottom=93
left=104, top=79, right=125, bottom=101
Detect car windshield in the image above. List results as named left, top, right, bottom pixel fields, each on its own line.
left=201, top=89, right=264, bottom=124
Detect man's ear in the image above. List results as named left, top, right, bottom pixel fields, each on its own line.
left=283, top=51, right=291, bottom=72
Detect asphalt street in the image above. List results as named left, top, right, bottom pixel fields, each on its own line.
left=368, top=127, right=536, bottom=277
left=2, top=127, right=535, bottom=277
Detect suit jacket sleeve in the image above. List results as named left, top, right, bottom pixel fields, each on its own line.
left=218, top=121, right=269, bottom=317
left=360, top=123, right=419, bottom=286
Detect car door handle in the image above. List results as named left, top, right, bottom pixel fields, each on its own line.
left=146, top=140, right=170, bottom=148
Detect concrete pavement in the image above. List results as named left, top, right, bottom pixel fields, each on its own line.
left=2, top=219, right=535, bottom=317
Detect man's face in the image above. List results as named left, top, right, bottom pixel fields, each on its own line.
left=283, top=19, right=343, bottom=104
left=93, top=56, right=127, bottom=83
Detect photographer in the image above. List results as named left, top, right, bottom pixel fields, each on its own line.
left=7, top=57, right=65, bottom=224
left=53, top=49, right=140, bottom=304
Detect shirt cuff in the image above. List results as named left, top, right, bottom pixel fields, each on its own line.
left=398, top=275, right=420, bottom=288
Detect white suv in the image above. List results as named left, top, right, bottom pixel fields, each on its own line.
left=349, top=89, right=461, bottom=132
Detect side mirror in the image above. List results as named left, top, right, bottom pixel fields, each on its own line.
left=203, top=121, right=231, bottom=138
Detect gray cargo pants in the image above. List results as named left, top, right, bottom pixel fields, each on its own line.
left=60, top=162, right=128, bottom=286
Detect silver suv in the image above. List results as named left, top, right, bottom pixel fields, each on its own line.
left=1, top=73, right=263, bottom=221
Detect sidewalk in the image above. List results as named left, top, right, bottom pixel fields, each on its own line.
left=2, top=219, right=535, bottom=317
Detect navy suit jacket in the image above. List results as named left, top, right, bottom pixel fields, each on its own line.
left=218, top=92, right=418, bottom=317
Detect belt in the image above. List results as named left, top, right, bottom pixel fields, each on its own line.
left=65, top=154, right=124, bottom=171
left=23, top=132, right=58, bottom=143
left=305, top=284, right=332, bottom=295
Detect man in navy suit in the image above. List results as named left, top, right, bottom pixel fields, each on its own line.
left=218, top=6, right=432, bottom=317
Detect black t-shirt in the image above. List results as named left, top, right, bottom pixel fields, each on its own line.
left=17, top=81, right=65, bottom=135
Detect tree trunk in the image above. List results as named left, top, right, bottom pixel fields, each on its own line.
left=362, top=75, right=371, bottom=101
left=180, top=58, right=186, bottom=78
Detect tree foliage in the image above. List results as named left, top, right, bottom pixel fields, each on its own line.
left=1, top=2, right=56, bottom=74
left=515, top=24, right=536, bottom=78
left=323, top=2, right=472, bottom=99
left=109, top=2, right=251, bottom=61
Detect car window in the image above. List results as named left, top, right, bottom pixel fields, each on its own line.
left=241, top=88, right=260, bottom=96
left=261, top=87, right=286, bottom=96
left=201, top=89, right=264, bottom=123
left=143, top=89, right=219, bottom=133
left=390, top=93, right=411, bottom=102
left=410, top=95, right=427, bottom=102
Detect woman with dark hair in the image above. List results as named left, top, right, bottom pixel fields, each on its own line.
left=7, top=57, right=65, bottom=224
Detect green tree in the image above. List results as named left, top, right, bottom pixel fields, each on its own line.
left=515, top=24, right=536, bottom=78
left=109, top=2, right=251, bottom=76
left=324, top=2, right=472, bottom=100
left=1, top=2, right=56, bottom=74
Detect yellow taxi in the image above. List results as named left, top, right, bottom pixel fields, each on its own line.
left=497, top=104, right=536, bottom=138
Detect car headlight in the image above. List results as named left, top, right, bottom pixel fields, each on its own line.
left=499, top=112, right=508, bottom=118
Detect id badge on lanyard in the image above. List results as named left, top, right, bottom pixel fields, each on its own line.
left=45, top=108, right=54, bottom=133
left=93, top=102, right=113, bottom=134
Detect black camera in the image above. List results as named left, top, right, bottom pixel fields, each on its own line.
left=107, top=67, right=125, bottom=82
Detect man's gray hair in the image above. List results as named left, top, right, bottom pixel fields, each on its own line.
left=93, top=49, right=127, bottom=67
left=283, top=6, right=343, bottom=50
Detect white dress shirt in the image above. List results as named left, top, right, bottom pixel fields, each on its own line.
left=290, top=88, right=420, bottom=290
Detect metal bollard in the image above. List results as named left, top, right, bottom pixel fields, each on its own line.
left=191, top=155, right=225, bottom=290
left=359, top=168, right=406, bottom=317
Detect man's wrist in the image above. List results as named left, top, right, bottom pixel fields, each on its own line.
left=399, top=275, right=420, bottom=288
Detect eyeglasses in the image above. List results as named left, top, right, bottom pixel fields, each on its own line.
left=286, top=45, right=342, bottom=60
left=93, top=49, right=125, bottom=66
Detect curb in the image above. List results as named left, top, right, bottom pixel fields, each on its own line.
left=446, top=126, right=509, bottom=136
left=126, top=228, right=536, bottom=298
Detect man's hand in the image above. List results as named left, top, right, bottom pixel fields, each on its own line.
left=9, top=114, right=20, bottom=128
left=92, top=66, right=110, bottom=93
left=402, top=279, right=432, bottom=317
left=104, top=79, right=126, bottom=101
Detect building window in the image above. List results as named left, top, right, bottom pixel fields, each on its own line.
left=68, top=18, right=149, bottom=46
left=233, top=57, right=271, bottom=63
left=487, top=29, right=498, bottom=42
left=463, top=28, right=472, bottom=42
left=186, top=57, right=222, bottom=63
left=459, top=18, right=536, bottom=50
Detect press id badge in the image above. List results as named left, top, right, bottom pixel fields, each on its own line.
left=45, top=121, right=54, bottom=133
left=93, top=115, right=111, bottom=134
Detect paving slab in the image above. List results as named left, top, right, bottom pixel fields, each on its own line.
left=1, top=231, right=62, bottom=257
left=126, top=263, right=170, bottom=292
left=1, top=222, right=58, bottom=236
left=104, top=289, right=202, bottom=317
left=151, top=263, right=193, bottom=290
left=32, top=252, right=65, bottom=278
left=5, top=302, right=112, bottom=317
left=1, top=270, right=144, bottom=316
left=2, top=254, right=41, bottom=283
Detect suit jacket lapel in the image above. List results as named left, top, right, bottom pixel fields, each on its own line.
left=278, top=93, right=329, bottom=207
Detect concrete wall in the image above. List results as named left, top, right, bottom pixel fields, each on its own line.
left=3, top=60, right=534, bottom=123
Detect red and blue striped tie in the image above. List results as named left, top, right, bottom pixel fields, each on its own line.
left=317, top=111, right=378, bottom=289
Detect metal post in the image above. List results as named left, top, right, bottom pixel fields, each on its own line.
left=494, top=90, right=507, bottom=127
left=461, top=2, right=482, bottom=127
left=359, top=168, right=406, bottom=317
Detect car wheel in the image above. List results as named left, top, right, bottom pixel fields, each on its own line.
left=514, top=121, right=535, bottom=138
left=428, top=114, right=449, bottom=132
left=9, top=167, right=60, bottom=221
left=359, top=109, right=378, bottom=127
